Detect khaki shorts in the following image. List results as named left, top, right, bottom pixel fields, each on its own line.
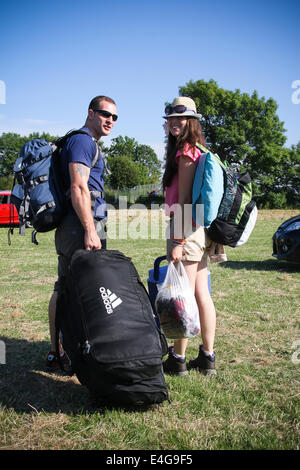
left=166, top=217, right=211, bottom=262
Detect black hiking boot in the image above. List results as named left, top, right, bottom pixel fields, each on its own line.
left=163, top=346, right=188, bottom=377
left=187, top=344, right=216, bottom=376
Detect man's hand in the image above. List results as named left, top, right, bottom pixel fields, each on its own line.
left=84, top=229, right=102, bottom=251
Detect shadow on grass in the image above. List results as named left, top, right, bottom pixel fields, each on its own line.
left=0, top=337, right=155, bottom=415
left=221, top=258, right=300, bottom=273
left=0, top=336, right=95, bottom=414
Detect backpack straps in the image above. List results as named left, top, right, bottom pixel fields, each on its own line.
left=53, top=128, right=109, bottom=172
left=195, top=142, right=211, bottom=154
left=89, top=135, right=111, bottom=174
left=195, top=143, right=228, bottom=170
left=58, top=130, right=111, bottom=219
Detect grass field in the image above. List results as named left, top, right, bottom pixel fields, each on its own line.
left=0, top=209, right=299, bottom=450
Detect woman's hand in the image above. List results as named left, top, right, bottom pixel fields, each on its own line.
left=171, top=244, right=184, bottom=263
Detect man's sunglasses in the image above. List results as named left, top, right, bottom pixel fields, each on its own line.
left=94, top=109, right=118, bottom=122
left=165, top=105, right=196, bottom=115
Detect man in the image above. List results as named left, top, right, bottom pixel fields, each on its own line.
left=46, top=95, right=118, bottom=370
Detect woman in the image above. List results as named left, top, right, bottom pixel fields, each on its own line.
left=162, top=96, right=221, bottom=377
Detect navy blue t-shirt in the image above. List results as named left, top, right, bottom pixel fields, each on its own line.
left=60, top=126, right=106, bottom=219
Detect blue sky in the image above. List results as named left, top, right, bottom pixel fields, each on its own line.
left=0, top=0, right=299, bottom=160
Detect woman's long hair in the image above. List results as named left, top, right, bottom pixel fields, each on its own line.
left=162, top=118, right=206, bottom=189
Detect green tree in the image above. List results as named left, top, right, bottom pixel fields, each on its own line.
left=107, top=136, right=137, bottom=158
left=179, top=79, right=299, bottom=208
left=276, top=143, right=300, bottom=207
left=0, top=133, right=27, bottom=181
left=105, top=136, right=161, bottom=186
left=132, top=144, right=161, bottom=182
left=108, top=156, right=141, bottom=189
left=0, top=132, right=59, bottom=188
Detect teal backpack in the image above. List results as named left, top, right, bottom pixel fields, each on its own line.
left=192, top=143, right=257, bottom=247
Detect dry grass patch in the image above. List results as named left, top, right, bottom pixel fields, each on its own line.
left=257, top=209, right=299, bottom=221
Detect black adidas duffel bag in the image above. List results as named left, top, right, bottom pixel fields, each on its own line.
left=56, top=249, right=169, bottom=406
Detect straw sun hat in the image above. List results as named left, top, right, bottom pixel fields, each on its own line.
left=163, top=96, right=202, bottom=119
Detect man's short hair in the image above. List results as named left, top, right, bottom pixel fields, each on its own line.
left=88, top=95, right=116, bottom=111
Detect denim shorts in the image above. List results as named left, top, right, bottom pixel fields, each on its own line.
left=53, top=210, right=107, bottom=291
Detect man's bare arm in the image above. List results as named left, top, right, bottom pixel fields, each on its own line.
left=68, top=162, right=101, bottom=250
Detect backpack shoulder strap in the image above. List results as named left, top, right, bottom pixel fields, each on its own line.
left=195, top=142, right=228, bottom=170
left=87, top=134, right=110, bottom=173
left=52, top=129, right=100, bottom=168
left=195, top=142, right=211, bottom=154
left=91, top=139, right=100, bottom=168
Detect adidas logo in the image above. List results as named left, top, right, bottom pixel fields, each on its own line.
left=99, top=287, right=122, bottom=314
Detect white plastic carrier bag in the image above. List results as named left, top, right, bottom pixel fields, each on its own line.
left=155, top=261, right=200, bottom=339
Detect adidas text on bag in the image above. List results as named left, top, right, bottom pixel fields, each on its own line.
left=99, top=287, right=123, bottom=314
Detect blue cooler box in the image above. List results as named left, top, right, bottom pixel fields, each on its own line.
left=147, top=256, right=211, bottom=318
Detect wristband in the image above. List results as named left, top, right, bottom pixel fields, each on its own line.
left=172, top=238, right=185, bottom=246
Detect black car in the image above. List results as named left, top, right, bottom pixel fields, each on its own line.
left=272, top=215, right=300, bottom=264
